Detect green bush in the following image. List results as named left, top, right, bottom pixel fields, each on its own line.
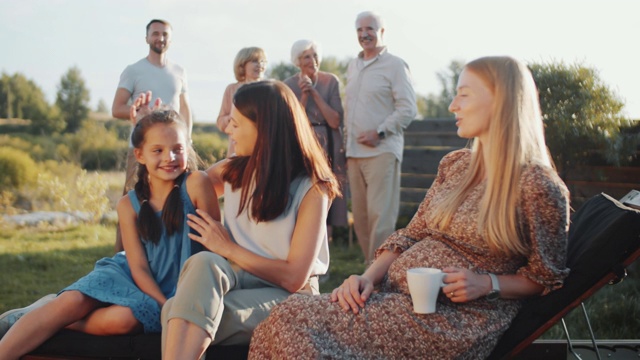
left=0, top=146, right=37, bottom=189
left=81, top=146, right=128, bottom=171
left=192, top=131, right=228, bottom=167
left=104, top=119, right=132, bottom=141
left=30, top=162, right=111, bottom=222
left=530, top=61, right=639, bottom=176
left=0, top=134, right=50, bottom=162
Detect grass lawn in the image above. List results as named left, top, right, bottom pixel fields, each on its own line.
left=1, top=224, right=638, bottom=340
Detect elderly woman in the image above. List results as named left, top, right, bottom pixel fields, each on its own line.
left=217, top=47, right=267, bottom=157
left=284, top=40, right=348, bottom=238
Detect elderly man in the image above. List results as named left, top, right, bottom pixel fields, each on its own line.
left=111, top=19, right=192, bottom=252
left=345, top=11, right=417, bottom=263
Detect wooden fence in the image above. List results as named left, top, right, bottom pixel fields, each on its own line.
left=398, top=119, right=640, bottom=226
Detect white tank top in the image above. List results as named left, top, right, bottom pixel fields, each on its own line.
left=223, top=176, right=329, bottom=276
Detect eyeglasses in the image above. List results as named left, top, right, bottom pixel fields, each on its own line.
left=251, top=60, right=268, bottom=66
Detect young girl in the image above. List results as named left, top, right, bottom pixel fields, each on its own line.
left=160, top=80, right=340, bottom=360
left=249, top=56, right=570, bottom=359
left=0, top=108, right=219, bottom=360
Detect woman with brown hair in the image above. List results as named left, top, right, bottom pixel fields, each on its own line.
left=162, top=80, right=340, bottom=359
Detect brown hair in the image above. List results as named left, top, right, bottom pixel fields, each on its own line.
left=146, top=19, right=172, bottom=35
left=223, top=80, right=340, bottom=222
left=131, top=109, right=199, bottom=243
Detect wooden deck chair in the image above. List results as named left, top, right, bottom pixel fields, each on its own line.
left=488, top=193, right=640, bottom=360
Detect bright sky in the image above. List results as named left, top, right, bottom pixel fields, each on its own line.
left=1, top=0, right=639, bottom=123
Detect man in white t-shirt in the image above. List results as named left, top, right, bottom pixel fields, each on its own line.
left=111, top=19, right=192, bottom=251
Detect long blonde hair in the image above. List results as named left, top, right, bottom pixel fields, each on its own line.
left=430, top=56, right=551, bottom=256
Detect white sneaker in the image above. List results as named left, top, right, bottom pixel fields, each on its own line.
left=0, top=294, right=57, bottom=339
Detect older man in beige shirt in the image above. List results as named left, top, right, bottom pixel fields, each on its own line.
left=345, top=11, right=417, bottom=263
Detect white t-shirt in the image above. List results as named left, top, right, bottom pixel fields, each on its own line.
left=117, top=57, right=188, bottom=112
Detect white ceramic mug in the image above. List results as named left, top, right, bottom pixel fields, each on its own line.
left=406, top=267, right=445, bottom=314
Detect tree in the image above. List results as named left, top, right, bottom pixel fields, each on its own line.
left=530, top=61, right=638, bottom=176
left=267, top=56, right=350, bottom=84
left=420, top=59, right=464, bottom=119
left=0, top=72, right=64, bottom=133
left=318, top=56, right=350, bottom=86
left=96, top=98, right=109, bottom=114
left=56, top=66, right=90, bottom=133
left=267, top=62, right=298, bottom=81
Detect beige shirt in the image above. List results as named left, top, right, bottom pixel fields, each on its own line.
left=344, top=47, right=417, bottom=161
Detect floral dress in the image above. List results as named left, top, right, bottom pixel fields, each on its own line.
left=61, top=173, right=202, bottom=333
left=249, top=149, right=570, bottom=359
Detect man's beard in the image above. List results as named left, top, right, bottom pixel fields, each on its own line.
left=150, top=44, right=167, bottom=54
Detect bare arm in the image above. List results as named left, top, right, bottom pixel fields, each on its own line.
left=216, top=84, right=235, bottom=132
left=204, top=159, right=228, bottom=199
left=187, top=171, right=221, bottom=222
left=112, top=88, right=133, bottom=120
left=179, top=93, right=192, bottom=138
left=117, top=196, right=168, bottom=306
left=330, top=249, right=399, bottom=313
left=187, top=185, right=329, bottom=293
left=441, top=268, right=544, bottom=303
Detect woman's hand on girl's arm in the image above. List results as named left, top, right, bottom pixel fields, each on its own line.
left=116, top=196, right=168, bottom=306
left=442, top=267, right=544, bottom=303
left=189, top=185, right=329, bottom=293
left=330, top=250, right=399, bottom=314
left=187, top=210, right=234, bottom=255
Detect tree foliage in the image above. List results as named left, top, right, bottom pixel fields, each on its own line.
left=0, top=146, right=37, bottom=189
left=530, top=61, right=638, bottom=173
left=419, top=59, right=464, bottom=119
left=267, top=56, right=350, bottom=84
left=56, top=66, right=91, bottom=133
left=96, top=98, right=109, bottom=113
left=267, top=62, right=298, bottom=81
left=0, top=72, right=64, bottom=133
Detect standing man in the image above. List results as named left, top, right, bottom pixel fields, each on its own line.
left=112, top=19, right=192, bottom=252
left=345, top=11, right=417, bottom=263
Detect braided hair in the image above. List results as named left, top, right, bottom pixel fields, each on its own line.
left=130, top=109, right=200, bottom=244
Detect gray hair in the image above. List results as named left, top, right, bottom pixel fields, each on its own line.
left=290, top=39, right=322, bottom=67
left=355, top=11, right=384, bottom=30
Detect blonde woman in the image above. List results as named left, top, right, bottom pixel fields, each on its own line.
left=249, top=56, right=571, bottom=359
left=217, top=47, right=267, bottom=157
left=284, top=39, right=347, bottom=238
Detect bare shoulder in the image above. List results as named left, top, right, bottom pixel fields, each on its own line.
left=186, top=170, right=212, bottom=191
left=116, top=193, right=135, bottom=216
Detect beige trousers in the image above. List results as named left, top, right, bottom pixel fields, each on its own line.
left=347, top=153, right=400, bottom=263
left=161, top=252, right=318, bottom=349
